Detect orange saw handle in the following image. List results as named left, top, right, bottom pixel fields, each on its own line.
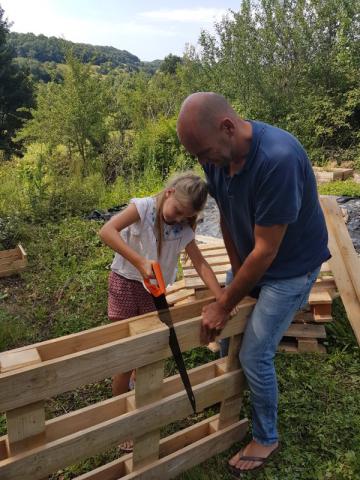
left=143, top=262, right=166, bottom=297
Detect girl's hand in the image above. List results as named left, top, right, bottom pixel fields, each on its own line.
left=137, top=258, right=156, bottom=279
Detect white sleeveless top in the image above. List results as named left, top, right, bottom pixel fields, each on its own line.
left=111, top=197, right=194, bottom=286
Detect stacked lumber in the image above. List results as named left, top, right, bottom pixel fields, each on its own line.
left=167, top=237, right=339, bottom=354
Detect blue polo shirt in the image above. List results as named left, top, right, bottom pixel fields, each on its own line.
left=203, top=120, right=330, bottom=281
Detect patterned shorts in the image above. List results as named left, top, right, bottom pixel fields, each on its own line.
left=108, top=271, right=156, bottom=321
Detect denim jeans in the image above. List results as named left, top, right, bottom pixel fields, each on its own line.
left=221, top=266, right=321, bottom=445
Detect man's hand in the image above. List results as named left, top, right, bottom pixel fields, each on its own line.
left=201, top=300, right=231, bottom=344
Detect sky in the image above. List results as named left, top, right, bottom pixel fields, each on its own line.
left=1, top=0, right=241, bottom=61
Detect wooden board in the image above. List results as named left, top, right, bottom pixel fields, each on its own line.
left=0, top=370, right=244, bottom=480
left=75, top=415, right=248, bottom=480
left=320, top=197, right=360, bottom=345
left=0, top=298, right=255, bottom=412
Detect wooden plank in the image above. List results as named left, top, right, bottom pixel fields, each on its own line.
left=321, top=197, right=360, bottom=300
left=0, top=370, right=245, bottom=480
left=6, top=402, right=45, bottom=455
left=278, top=341, right=326, bottom=354
left=297, top=338, right=320, bottom=353
left=75, top=415, right=248, bottom=480
left=320, top=198, right=360, bottom=345
left=185, top=273, right=227, bottom=288
left=308, top=290, right=333, bottom=305
left=183, top=264, right=231, bottom=278
left=218, top=335, right=243, bottom=429
left=166, top=289, right=195, bottom=306
left=165, top=279, right=185, bottom=295
left=5, top=350, right=45, bottom=460
left=0, top=359, right=225, bottom=448
left=285, top=323, right=327, bottom=339
left=0, top=349, right=41, bottom=374
left=0, top=297, right=215, bottom=360
left=0, top=299, right=255, bottom=412
left=0, top=247, right=20, bottom=259
left=183, top=255, right=229, bottom=268
left=132, top=360, right=164, bottom=470
left=320, top=262, right=332, bottom=272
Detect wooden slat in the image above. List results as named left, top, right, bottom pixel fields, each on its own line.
left=132, top=360, right=164, bottom=469
left=218, top=335, right=243, bottom=429
left=320, top=197, right=360, bottom=345
left=183, top=255, right=229, bottom=268
left=5, top=350, right=45, bottom=460
left=183, top=264, right=231, bottom=278
left=0, top=370, right=244, bottom=480
left=75, top=415, right=248, bottom=480
left=185, top=273, right=227, bottom=288
left=0, top=247, right=20, bottom=259
left=308, top=290, right=333, bottom=305
left=0, top=299, right=255, bottom=412
left=285, top=323, right=326, bottom=339
left=166, top=289, right=195, bottom=306
left=0, top=349, right=41, bottom=374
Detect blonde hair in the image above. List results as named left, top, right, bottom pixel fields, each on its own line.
left=154, top=172, right=208, bottom=256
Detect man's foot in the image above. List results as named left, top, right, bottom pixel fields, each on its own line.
left=119, top=439, right=133, bottom=453
left=228, top=439, right=279, bottom=475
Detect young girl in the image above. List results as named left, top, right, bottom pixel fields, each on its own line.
left=99, top=171, right=222, bottom=450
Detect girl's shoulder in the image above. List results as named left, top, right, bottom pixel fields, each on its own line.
left=129, top=196, right=156, bottom=225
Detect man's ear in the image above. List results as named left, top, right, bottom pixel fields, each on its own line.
left=220, top=118, right=235, bottom=136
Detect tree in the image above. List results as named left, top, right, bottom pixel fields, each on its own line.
left=0, top=5, right=33, bottom=158
left=17, top=51, right=111, bottom=174
left=159, top=54, right=182, bottom=75
left=195, top=0, right=360, bottom=162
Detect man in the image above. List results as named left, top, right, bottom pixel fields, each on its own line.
left=177, top=92, right=330, bottom=475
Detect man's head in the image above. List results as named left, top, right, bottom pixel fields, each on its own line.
left=177, top=92, right=241, bottom=168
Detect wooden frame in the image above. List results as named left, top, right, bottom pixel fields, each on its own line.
left=0, top=297, right=255, bottom=479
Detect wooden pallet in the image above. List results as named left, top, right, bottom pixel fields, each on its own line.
left=178, top=238, right=338, bottom=353
left=0, top=296, right=255, bottom=480
left=0, top=245, right=27, bottom=278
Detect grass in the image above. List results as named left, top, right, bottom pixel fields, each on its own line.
left=318, top=180, right=360, bottom=197
left=1, top=215, right=360, bottom=479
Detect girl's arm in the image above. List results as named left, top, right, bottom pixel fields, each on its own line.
left=99, top=204, right=153, bottom=279
left=185, top=239, right=223, bottom=300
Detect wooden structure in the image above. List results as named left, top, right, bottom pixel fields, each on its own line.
left=0, top=245, right=27, bottom=278
left=313, top=167, right=353, bottom=183
left=0, top=296, right=255, bottom=479
left=169, top=241, right=337, bottom=354
left=320, top=196, right=360, bottom=345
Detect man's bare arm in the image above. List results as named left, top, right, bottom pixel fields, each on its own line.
left=219, top=223, right=288, bottom=313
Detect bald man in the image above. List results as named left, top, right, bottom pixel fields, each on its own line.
left=177, top=92, right=330, bottom=475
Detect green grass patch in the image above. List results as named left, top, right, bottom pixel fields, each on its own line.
left=318, top=180, right=360, bottom=197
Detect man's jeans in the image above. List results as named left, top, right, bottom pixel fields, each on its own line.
left=221, top=266, right=321, bottom=445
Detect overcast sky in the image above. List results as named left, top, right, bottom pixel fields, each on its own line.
left=1, top=0, right=241, bottom=61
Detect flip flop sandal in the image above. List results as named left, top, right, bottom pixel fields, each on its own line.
left=228, top=444, right=281, bottom=477
left=119, top=440, right=133, bottom=453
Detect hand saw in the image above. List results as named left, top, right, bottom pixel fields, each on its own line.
left=144, top=262, right=197, bottom=414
